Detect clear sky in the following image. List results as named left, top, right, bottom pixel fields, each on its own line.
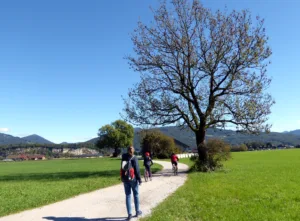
left=0, top=0, right=299, bottom=143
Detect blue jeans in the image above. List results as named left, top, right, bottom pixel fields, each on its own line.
left=123, top=180, right=140, bottom=215
left=145, top=165, right=152, bottom=177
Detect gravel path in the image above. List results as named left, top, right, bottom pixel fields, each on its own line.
left=0, top=160, right=189, bottom=221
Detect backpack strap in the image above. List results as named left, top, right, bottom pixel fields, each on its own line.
left=129, top=155, right=134, bottom=162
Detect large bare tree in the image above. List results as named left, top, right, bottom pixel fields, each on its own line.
left=123, top=0, right=274, bottom=165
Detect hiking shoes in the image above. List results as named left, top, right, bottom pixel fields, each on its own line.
left=136, top=210, right=143, bottom=217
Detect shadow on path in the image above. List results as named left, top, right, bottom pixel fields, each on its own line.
left=0, top=170, right=119, bottom=182
left=151, top=170, right=186, bottom=177
left=43, top=216, right=127, bottom=221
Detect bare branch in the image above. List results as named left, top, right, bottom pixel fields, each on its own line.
left=123, top=0, right=274, bottom=145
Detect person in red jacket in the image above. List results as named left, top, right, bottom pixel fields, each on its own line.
left=170, top=153, right=179, bottom=171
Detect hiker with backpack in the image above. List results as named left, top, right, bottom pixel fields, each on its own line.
left=143, top=152, right=153, bottom=181
left=120, top=146, right=142, bottom=220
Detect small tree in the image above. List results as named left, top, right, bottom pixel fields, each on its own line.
left=141, top=130, right=180, bottom=159
left=239, top=144, right=248, bottom=151
left=231, top=143, right=248, bottom=152
left=123, top=0, right=274, bottom=170
left=96, top=120, right=134, bottom=157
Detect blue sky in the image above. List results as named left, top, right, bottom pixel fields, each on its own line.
left=0, top=0, right=299, bottom=143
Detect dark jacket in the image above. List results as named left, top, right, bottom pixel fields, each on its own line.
left=121, top=153, right=142, bottom=183
left=143, top=156, right=153, bottom=167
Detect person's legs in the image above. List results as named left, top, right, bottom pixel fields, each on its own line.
left=149, top=167, right=152, bottom=180
left=149, top=166, right=152, bottom=180
left=123, top=182, right=132, bottom=216
left=132, top=180, right=140, bottom=215
left=145, top=165, right=151, bottom=177
left=171, top=161, right=177, bottom=174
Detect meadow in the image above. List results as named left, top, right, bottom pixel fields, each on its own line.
left=142, top=149, right=300, bottom=221
left=0, top=157, right=162, bottom=217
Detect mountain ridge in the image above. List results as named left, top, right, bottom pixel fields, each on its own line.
left=1, top=127, right=300, bottom=146
left=22, top=134, right=53, bottom=144
left=0, top=133, right=53, bottom=145
left=84, top=127, right=300, bottom=148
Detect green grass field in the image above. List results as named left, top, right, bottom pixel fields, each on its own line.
left=0, top=157, right=162, bottom=217
left=142, top=149, right=300, bottom=221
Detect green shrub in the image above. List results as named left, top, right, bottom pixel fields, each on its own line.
left=191, top=139, right=231, bottom=172
left=190, top=154, right=198, bottom=161
left=231, top=144, right=248, bottom=152
left=141, top=130, right=180, bottom=159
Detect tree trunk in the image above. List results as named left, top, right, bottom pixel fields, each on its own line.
left=195, top=127, right=208, bottom=164
left=112, top=147, right=121, bottom=157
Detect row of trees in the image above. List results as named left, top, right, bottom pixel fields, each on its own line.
left=97, top=120, right=298, bottom=163
left=96, top=120, right=181, bottom=158
left=96, top=120, right=232, bottom=162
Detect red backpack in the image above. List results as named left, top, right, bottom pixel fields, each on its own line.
left=120, top=156, right=135, bottom=181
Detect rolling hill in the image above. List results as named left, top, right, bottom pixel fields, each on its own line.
left=158, top=127, right=300, bottom=147
left=2, top=127, right=300, bottom=147
left=0, top=133, right=53, bottom=145
left=0, top=133, right=25, bottom=145
left=22, top=134, right=53, bottom=144
left=285, top=129, right=300, bottom=136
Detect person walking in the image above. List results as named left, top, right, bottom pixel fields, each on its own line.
left=143, top=152, right=153, bottom=181
left=120, top=146, right=143, bottom=220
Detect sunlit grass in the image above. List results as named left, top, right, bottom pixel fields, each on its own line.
left=142, top=149, right=300, bottom=221
left=0, top=157, right=162, bottom=217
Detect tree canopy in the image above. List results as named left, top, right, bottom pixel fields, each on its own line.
left=123, top=0, right=274, bottom=169
left=141, top=129, right=180, bottom=159
left=96, top=120, right=134, bottom=156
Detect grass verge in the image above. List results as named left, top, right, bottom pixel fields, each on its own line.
left=0, top=157, right=162, bottom=217
left=142, top=149, right=300, bottom=221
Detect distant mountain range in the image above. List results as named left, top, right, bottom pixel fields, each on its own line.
left=1, top=127, right=300, bottom=147
left=0, top=134, right=53, bottom=145
left=283, top=129, right=300, bottom=136
left=0, top=133, right=25, bottom=145
left=154, top=127, right=300, bottom=147
left=84, top=127, right=300, bottom=148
